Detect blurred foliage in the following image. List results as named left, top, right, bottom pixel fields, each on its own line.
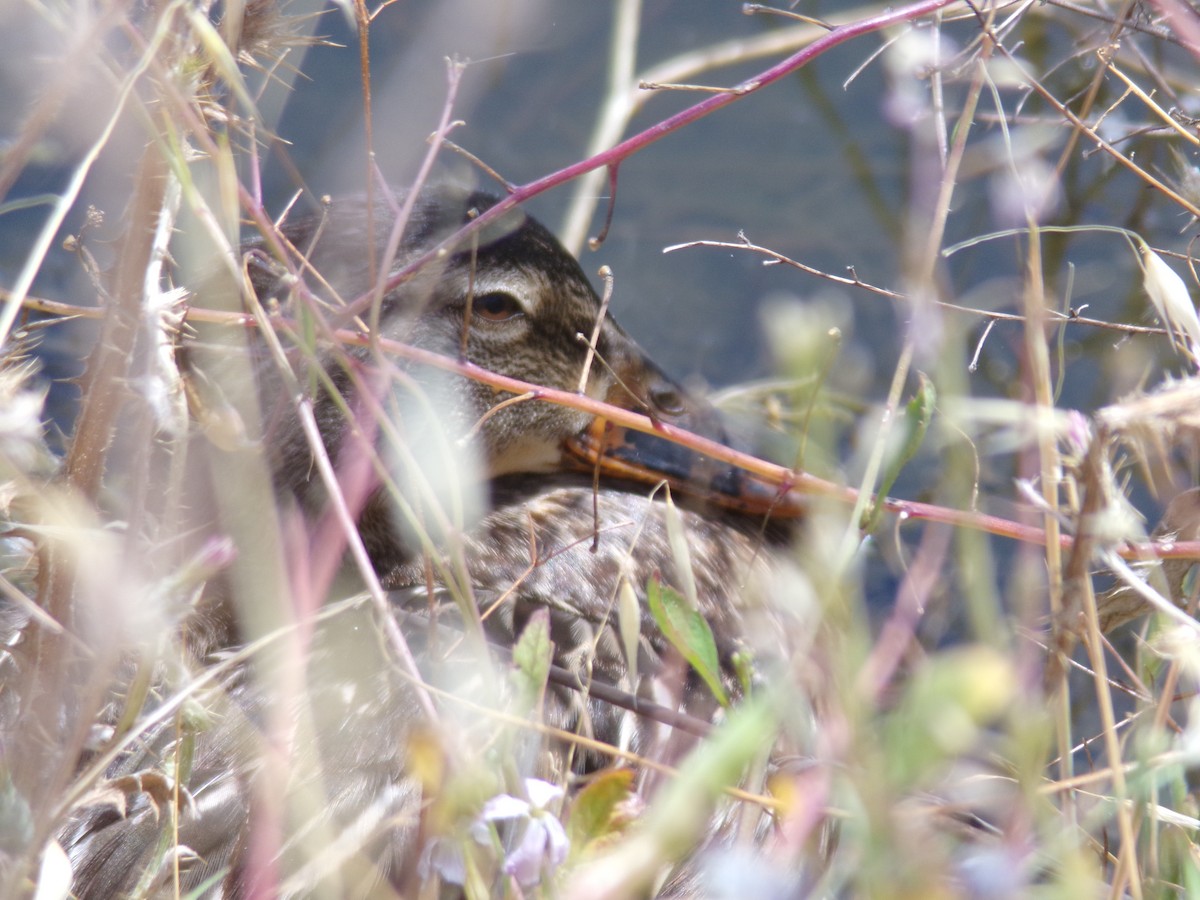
left=3, top=0, right=1200, bottom=897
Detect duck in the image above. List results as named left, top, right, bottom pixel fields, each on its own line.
left=55, top=182, right=798, bottom=898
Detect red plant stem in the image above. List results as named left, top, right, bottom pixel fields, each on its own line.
left=326, top=325, right=1197, bottom=563
left=1147, top=0, right=1200, bottom=64
left=337, top=0, right=963, bottom=322
left=12, top=287, right=1200, bottom=561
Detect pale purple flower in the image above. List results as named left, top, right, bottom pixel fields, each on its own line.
left=476, top=778, right=569, bottom=888
left=420, top=778, right=570, bottom=888
left=420, top=838, right=467, bottom=886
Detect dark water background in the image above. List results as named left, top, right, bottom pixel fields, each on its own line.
left=5, top=1, right=1173, bottom=417
left=292, top=0, right=908, bottom=390
left=4, top=1, right=915, bottom=410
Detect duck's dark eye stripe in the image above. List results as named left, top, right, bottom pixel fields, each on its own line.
left=472, top=291, right=524, bottom=322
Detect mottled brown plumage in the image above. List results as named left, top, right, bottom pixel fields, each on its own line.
left=59, top=184, right=783, bottom=898
left=238, top=184, right=730, bottom=578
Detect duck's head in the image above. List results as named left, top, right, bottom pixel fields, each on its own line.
left=243, top=183, right=792, bottom=566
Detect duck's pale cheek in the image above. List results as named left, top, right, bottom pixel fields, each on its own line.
left=582, top=370, right=616, bottom=403
left=489, top=436, right=570, bottom=476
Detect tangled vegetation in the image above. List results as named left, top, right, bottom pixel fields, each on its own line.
left=3, top=0, right=1200, bottom=897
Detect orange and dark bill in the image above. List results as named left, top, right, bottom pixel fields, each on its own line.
left=563, top=416, right=806, bottom=520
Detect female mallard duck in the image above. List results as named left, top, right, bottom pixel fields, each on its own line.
left=58, top=184, right=794, bottom=898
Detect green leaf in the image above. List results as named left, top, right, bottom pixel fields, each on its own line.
left=567, top=768, right=635, bottom=851
left=864, top=371, right=935, bottom=532
left=511, top=609, right=553, bottom=708
left=646, top=577, right=729, bottom=707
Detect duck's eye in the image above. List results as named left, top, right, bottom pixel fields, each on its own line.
left=472, top=291, right=524, bottom=322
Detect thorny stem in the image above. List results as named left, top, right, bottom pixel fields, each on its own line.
left=63, top=151, right=170, bottom=503
left=14, top=142, right=172, bottom=892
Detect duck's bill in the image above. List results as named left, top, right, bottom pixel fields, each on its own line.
left=563, top=418, right=806, bottom=519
